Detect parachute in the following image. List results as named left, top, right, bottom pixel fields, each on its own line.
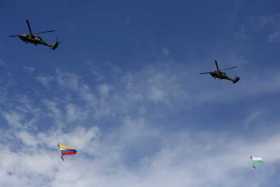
left=58, top=143, right=78, bottom=161
left=250, top=155, right=264, bottom=169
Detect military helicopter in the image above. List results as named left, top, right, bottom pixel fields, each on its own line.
left=9, top=20, right=59, bottom=50
left=200, top=60, right=240, bottom=84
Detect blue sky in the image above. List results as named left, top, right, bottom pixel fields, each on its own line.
left=1, top=0, right=280, bottom=186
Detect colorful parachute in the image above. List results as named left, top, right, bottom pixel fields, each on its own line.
left=250, top=155, right=264, bottom=169
left=58, top=143, right=78, bottom=161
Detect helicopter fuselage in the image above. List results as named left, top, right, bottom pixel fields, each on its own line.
left=18, top=34, right=47, bottom=45
left=209, top=70, right=240, bottom=83
left=210, top=71, right=228, bottom=79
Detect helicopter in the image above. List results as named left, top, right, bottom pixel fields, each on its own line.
left=9, top=20, right=59, bottom=50
left=200, top=60, right=240, bottom=84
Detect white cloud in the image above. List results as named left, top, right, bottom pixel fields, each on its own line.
left=1, top=121, right=280, bottom=187
left=268, top=31, right=280, bottom=43
left=56, top=70, right=81, bottom=92
left=0, top=61, right=279, bottom=187
left=3, top=111, right=25, bottom=128
left=236, top=14, right=280, bottom=43
left=17, top=131, right=38, bottom=147
left=36, top=75, right=54, bottom=88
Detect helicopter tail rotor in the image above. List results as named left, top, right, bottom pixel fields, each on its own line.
left=51, top=41, right=59, bottom=50
left=232, top=76, right=240, bottom=84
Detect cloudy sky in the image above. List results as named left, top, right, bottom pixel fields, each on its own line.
left=0, top=0, right=280, bottom=186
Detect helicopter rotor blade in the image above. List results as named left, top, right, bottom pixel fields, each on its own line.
left=214, top=60, right=220, bottom=71
left=26, top=19, right=33, bottom=36
left=9, top=34, right=19, bottom=38
left=34, top=30, right=56, bottom=35
left=221, top=66, right=238, bottom=71
left=200, top=72, right=212, bottom=75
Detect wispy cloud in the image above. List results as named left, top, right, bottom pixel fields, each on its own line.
left=236, top=14, right=280, bottom=43
left=1, top=118, right=280, bottom=187
left=0, top=61, right=279, bottom=186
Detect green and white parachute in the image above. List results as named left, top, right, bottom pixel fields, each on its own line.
left=250, top=155, right=264, bottom=169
